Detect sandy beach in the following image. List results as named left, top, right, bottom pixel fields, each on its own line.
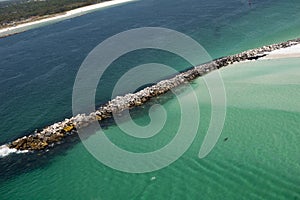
left=234, top=42, right=300, bottom=64
left=260, top=43, right=300, bottom=60
left=0, top=0, right=136, bottom=37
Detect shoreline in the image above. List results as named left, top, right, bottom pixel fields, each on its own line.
left=228, top=43, right=300, bottom=65
left=259, top=44, right=300, bottom=60
left=0, top=38, right=299, bottom=157
left=0, top=0, right=136, bottom=38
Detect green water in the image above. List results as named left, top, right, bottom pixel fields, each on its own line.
left=1, top=0, right=300, bottom=199
left=1, top=58, right=299, bottom=199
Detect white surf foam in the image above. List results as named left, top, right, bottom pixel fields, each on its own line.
left=0, top=145, right=29, bottom=158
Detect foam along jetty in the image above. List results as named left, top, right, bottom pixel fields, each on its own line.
left=2, top=38, right=300, bottom=156
left=0, top=0, right=137, bottom=38
left=0, top=145, right=29, bottom=158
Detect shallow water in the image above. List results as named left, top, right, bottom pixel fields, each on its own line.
left=1, top=58, right=300, bottom=199
left=0, top=0, right=300, bottom=199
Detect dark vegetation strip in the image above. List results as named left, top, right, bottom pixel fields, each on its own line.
left=0, top=0, right=110, bottom=28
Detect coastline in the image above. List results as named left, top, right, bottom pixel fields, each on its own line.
left=0, top=37, right=299, bottom=157
left=0, top=0, right=136, bottom=38
left=259, top=44, right=300, bottom=60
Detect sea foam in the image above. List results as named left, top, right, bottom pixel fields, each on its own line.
left=0, top=145, right=29, bottom=158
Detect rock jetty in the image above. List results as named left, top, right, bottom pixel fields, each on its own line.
left=6, top=38, right=300, bottom=152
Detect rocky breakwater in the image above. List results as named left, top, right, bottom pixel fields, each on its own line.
left=213, top=38, right=300, bottom=68
left=6, top=38, right=300, bottom=152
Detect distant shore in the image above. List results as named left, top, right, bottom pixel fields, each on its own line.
left=0, top=0, right=136, bottom=38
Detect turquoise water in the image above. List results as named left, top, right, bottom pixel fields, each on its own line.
left=0, top=0, right=300, bottom=199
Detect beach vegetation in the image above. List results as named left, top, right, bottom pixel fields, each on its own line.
left=0, top=0, right=109, bottom=28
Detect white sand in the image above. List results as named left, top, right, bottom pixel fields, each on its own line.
left=226, top=43, right=300, bottom=67
left=260, top=43, right=300, bottom=60
left=0, top=0, right=136, bottom=37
